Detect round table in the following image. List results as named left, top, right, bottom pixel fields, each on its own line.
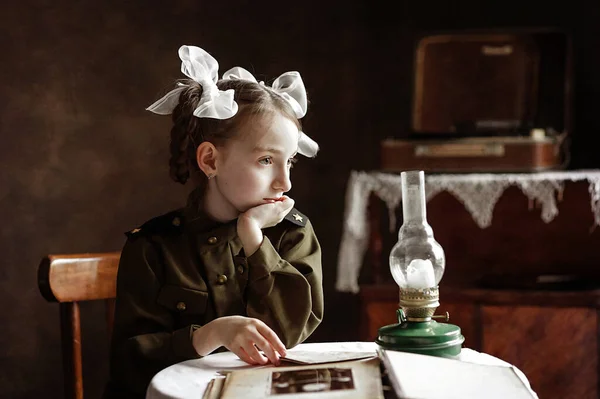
left=146, top=341, right=537, bottom=399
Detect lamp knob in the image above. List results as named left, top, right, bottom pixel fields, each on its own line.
left=431, top=311, right=450, bottom=322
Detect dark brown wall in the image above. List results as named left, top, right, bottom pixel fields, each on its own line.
left=2, top=0, right=600, bottom=398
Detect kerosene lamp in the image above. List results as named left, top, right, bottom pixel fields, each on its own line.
left=376, top=170, right=464, bottom=357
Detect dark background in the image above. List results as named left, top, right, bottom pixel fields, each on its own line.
left=2, top=0, right=599, bottom=398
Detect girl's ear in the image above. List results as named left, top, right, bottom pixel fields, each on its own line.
left=196, top=142, right=219, bottom=177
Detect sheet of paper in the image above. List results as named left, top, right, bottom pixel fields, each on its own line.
left=281, top=351, right=377, bottom=365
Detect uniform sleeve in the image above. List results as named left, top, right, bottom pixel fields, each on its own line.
left=245, top=219, right=323, bottom=348
left=106, top=237, right=201, bottom=398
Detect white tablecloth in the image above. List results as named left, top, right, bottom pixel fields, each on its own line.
left=146, top=341, right=537, bottom=399
left=336, top=170, right=600, bottom=293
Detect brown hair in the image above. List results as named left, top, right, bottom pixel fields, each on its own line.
left=169, top=79, right=302, bottom=185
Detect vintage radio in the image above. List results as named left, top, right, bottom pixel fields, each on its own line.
left=381, top=29, right=572, bottom=173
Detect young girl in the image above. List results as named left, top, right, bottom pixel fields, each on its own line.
left=104, top=45, right=323, bottom=399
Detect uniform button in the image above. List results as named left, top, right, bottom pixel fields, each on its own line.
left=237, top=265, right=244, bottom=274
left=217, top=274, right=228, bottom=284
left=172, top=217, right=181, bottom=227
left=176, top=301, right=186, bottom=311
left=207, top=236, right=218, bottom=244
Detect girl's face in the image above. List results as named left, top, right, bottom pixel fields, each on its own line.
left=209, top=112, right=299, bottom=218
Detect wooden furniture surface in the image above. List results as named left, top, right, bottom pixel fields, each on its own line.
left=38, top=252, right=121, bottom=399
left=380, top=137, right=565, bottom=173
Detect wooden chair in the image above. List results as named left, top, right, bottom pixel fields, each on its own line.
left=38, top=252, right=121, bottom=399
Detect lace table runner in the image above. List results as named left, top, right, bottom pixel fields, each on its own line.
left=336, top=170, right=600, bottom=293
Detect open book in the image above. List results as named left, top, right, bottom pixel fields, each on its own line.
left=378, top=348, right=537, bottom=399
left=213, top=357, right=384, bottom=399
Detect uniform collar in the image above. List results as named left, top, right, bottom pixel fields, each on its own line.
left=183, top=186, right=238, bottom=237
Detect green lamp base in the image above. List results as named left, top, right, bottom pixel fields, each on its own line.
left=376, top=310, right=465, bottom=358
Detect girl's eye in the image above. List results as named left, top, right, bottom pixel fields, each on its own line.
left=259, top=157, right=273, bottom=165
left=288, top=157, right=298, bottom=168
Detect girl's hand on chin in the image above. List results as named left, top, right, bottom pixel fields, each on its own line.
left=240, top=196, right=295, bottom=229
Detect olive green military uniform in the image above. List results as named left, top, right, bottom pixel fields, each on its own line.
left=103, top=194, right=323, bottom=399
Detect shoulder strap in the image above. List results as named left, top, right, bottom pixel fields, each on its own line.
left=125, top=209, right=184, bottom=239
left=283, top=208, right=308, bottom=227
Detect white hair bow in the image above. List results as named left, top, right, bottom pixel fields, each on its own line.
left=146, top=46, right=238, bottom=119
left=146, top=45, right=318, bottom=157
left=221, top=66, right=318, bottom=157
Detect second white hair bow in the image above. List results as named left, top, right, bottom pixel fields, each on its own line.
left=146, top=45, right=319, bottom=157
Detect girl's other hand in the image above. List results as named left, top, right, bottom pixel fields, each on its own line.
left=194, top=316, right=287, bottom=365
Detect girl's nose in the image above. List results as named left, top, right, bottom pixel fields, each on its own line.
left=273, top=167, right=292, bottom=193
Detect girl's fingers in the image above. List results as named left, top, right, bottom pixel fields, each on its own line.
left=235, top=346, right=259, bottom=365
left=243, top=342, right=268, bottom=365
left=256, top=323, right=287, bottom=357
left=252, top=334, right=281, bottom=365
left=282, top=196, right=294, bottom=208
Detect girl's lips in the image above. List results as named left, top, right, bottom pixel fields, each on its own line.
left=264, top=197, right=284, bottom=201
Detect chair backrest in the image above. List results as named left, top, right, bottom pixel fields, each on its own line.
left=38, top=252, right=121, bottom=399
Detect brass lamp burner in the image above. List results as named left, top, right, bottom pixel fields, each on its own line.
left=399, top=287, right=440, bottom=321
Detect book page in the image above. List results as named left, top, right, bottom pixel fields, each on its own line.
left=379, top=348, right=537, bottom=399
left=219, top=358, right=384, bottom=399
